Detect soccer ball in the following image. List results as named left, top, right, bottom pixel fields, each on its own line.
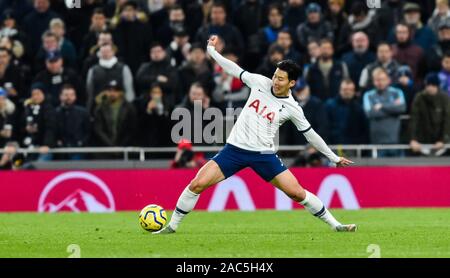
left=139, top=204, right=167, bottom=232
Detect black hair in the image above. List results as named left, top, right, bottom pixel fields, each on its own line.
left=276, top=60, right=301, bottom=81
left=150, top=41, right=164, bottom=50
left=92, top=7, right=105, bottom=16
left=443, top=50, right=450, bottom=59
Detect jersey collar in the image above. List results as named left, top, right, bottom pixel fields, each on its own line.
left=271, top=87, right=290, bottom=99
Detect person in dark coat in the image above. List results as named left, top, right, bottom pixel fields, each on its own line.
left=305, top=38, right=350, bottom=101
left=341, top=32, right=376, bottom=90
left=134, top=83, right=172, bottom=147
left=325, top=79, right=368, bottom=144
left=410, top=73, right=450, bottom=155
left=112, top=1, right=152, bottom=74
left=22, top=0, right=59, bottom=55
left=21, top=82, right=56, bottom=160
left=296, top=3, right=334, bottom=52
left=135, top=43, right=178, bottom=108
left=55, top=84, right=90, bottom=160
left=33, top=51, right=85, bottom=107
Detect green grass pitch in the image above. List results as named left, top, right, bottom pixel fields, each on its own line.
left=0, top=209, right=449, bottom=258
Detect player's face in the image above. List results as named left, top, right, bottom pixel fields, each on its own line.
left=272, top=68, right=294, bottom=94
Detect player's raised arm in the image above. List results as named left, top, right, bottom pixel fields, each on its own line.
left=206, top=35, right=244, bottom=79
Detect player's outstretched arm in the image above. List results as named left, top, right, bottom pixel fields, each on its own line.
left=207, top=35, right=244, bottom=79
left=303, top=129, right=354, bottom=167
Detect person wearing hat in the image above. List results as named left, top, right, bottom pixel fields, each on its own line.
left=170, top=138, right=206, bottom=169
left=428, top=0, right=450, bottom=34
left=21, top=82, right=56, bottom=161
left=93, top=79, right=137, bottom=150
left=386, top=2, right=437, bottom=51
left=167, top=27, right=191, bottom=67
left=296, top=2, right=334, bottom=51
left=86, top=43, right=135, bottom=114
left=410, top=73, right=450, bottom=155
left=33, top=50, right=84, bottom=107
left=427, top=20, right=450, bottom=72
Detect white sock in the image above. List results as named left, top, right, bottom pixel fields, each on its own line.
left=168, top=186, right=200, bottom=230
left=299, top=190, right=341, bottom=229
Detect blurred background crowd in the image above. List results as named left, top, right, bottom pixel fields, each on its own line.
left=0, top=0, right=449, bottom=166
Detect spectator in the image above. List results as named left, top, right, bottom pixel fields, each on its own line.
left=81, top=30, right=117, bottom=79
left=0, top=9, right=29, bottom=62
left=302, top=39, right=321, bottom=75
left=22, top=0, right=59, bottom=55
left=276, top=29, right=302, bottom=64
left=233, top=0, right=265, bottom=46
left=55, top=84, right=90, bottom=159
left=113, top=0, right=152, bottom=74
left=0, top=87, right=15, bottom=147
left=391, top=23, right=425, bottom=84
left=21, top=82, right=56, bottom=161
left=410, top=73, right=450, bottom=155
left=0, top=47, right=24, bottom=107
left=280, top=78, right=328, bottom=145
left=166, top=28, right=191, bottom=68
left=178, top=43, right=213, bottom=103
left=150, top=0, right=177, bottom=30
left=0, top=141, right=31, bottom=170
left=305, top=38, right=349, bottom=101
left=388, top=3, right=437, bottom=51
left=33, top=51, right=85, bottom=107
left=170, top=138, right=206, bottom=169
left=284, top=0, right=306, bottom=33
left=195, top=2, right=244, bottom=55
left=325, top=0, right=347, bottom=47
left=256, top=44, right=285, bottom=78
left=86, top=43, right=135, bottom=114
left=135, top=42, right=179, bottom=107
left=79, top=8, right=109, bottom=63
left=427, top=21, right=450, bottom=72
left=428, top=0, right=450, bottom=35
left=155, top=5, right=188, bottom=47
left=363, top=68, right=406, bottom=156
left=291, top=144, right=328, bottom=168
left=134, top=82, right=172, bottom=147
left=325, top=79, right=368, bottom=145
left=296, top=3, right=334, bottom=52
left=374, top=0, right=406, bottom=40
left=212, top=49, right=250, bottom=112
left=256, top=4, right=285, bottom=57
left=48, top=18, right=77, bottom=69
left=34, top=31, right=76, bottom=74
left=360, top=42, right=401, bottom=92
left=93, top=80, right=137, bottom=148
left=393, top=65, right=416, bottom=112
left=341, top=32, right=376, bottom=89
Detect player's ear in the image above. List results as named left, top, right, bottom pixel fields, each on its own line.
left=289, top=79, right=296, bottom=88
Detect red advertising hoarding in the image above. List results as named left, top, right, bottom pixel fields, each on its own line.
left=0, top=167, right=449, bottom=212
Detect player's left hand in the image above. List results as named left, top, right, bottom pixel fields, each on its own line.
left=336, top=157, right=354, bottom=167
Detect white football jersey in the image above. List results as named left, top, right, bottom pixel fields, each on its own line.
left=227, top=71, right=311, bottom=152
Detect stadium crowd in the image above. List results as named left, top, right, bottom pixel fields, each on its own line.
left=0, top=0, right=449, bottom=164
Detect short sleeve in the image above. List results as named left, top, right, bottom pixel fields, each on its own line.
left=240, top=71, right=272, bottom=89
left=289, top=104, right=312, bottom=133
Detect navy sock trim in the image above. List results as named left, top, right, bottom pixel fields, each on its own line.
left=313, top=206, right=326, bottom=217
left=175, top=207, right=189, bottom=215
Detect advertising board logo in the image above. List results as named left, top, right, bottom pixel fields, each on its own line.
left=38, top=171, right=115, bottom=213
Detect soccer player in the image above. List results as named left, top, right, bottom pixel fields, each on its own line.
left=155, top=35, right=356, bottom=234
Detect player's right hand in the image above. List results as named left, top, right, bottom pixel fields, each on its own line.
left=207, top=35, right=218, bottom=47
left=336, top=157, right=354, bottom=167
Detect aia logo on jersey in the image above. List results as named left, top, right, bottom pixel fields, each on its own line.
left=248, top=99, right=275, bottom=123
